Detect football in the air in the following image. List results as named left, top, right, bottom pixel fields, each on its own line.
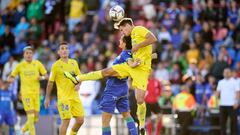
left=109, top=5, right=125, bottom=21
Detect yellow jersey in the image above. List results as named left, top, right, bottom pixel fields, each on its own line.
left=11, top=60, right=47, bottom=95
left=49, top=59, right=81, bottom=101
left=131, top=26, right=152, bottom=70
left=69, top=0, right=86, bottom=18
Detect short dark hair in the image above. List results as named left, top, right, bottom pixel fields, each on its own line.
left=59, top=42, right=68, bottom=48
left=118, top=19, right=133, bottom=27
left=122, top=36, right=132, bottom=50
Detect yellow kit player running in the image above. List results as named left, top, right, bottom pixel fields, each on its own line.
left=65, top=18, right=157, bottom=135
left=44, top=42, right=84, bottom=135
left=8, top=46, right=48, bottom=135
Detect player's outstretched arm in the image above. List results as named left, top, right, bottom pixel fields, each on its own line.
left=44, top=81, right=54, bottom=109
left=132, top=32, right=157, bottom=53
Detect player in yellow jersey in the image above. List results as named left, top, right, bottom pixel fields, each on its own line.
left=64, top=18, right=157, bottom=135
left=8, top=46, right=48, bottom=135
left=44, top=42, right=84, bottom=135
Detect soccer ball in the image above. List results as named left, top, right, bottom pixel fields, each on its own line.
left=109, top=5, right=125, bottom=22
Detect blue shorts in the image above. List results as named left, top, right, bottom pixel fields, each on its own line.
left=99, top=93, right=129, bottom=114
left=0, top=110, right=16, bottom=126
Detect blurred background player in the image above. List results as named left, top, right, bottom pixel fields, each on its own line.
left=44, top=42, right=84, bottom=135
left=7, top=46, right=48, bottom=135
left=99, top=36, right=138, bottom=135
left=0, top=78, right=17, bottom=135
left=145, top=70, right=162, bottom=135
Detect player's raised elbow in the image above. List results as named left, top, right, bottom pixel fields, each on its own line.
left=151, top=34, right=157, bottom=43
left=147, top=32, right=157, bottom=44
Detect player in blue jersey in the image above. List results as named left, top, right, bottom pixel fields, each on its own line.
left=99, top=36, right=139, bottom=135
left=0, top=79, right=17, bottom=135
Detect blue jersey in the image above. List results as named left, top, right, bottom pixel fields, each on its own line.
left=0, top=89, right=16, bottom=111
left=0, top=89, right=16, bottom=126
left=99, top=50, right=132, bottom=114
left=105, top=50, right=132, bottom=95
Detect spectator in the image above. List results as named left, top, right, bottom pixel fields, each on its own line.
left=201, top=0, right=217, bottom=21
left=200, top=21, right=214, bottom=45
left=27, top=17, right=41, bottom=42
left=0, top=25, right=15, bottom=51
left=227, top=0, right=240, bottom=25
left=217, top=0, right=228, bottom=22
left=155, top=62, right=169, bottom=81
left=161, top=13, right=175, bottom=30
left=186, top=42, right=200, bottom=64
left=2, top=56, right=18, bottom=81
left=14, top=17, right=29, bottom=40
left=26, top=0, right=45, bottom=21
left=67, top=0, right=87, bottom=32
left=166, top=1, right=180, bottom=20
left=171, top=27, right=181, bottom=49
left=169, top=62, right=182, bottom=95
left=216, top=67, right=240, bottom=135
left=157, top=26, right=171, bottom=44
left=186, top=58, right=199, bottom=77
left=210, top=54, right=229, bottom=80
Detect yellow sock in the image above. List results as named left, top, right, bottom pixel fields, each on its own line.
left=76, top=71, right=103, bottom=81
left=21, top=123, right=28, bottom=133
left=137, top=103, right=146, bottom=128
left=69, top=130, right=77, bottom=135
left=34, top=116, right=38, bottom=123
left=27, top=114, right=36, bottom=135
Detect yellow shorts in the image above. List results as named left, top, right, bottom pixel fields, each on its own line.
left=58, top=98, right=85, bottom=120
left=112, top=62, right=150, bottom=90
left=22, top=94, right=40, bottom=112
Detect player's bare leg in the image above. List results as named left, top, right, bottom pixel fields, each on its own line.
left=70, top=116, right=84, bottom=135
left=59, top=119, right=70, bottom=135
left=102, top=112, right=112, bottom=135
left=135, top=89, right=147, bottom=135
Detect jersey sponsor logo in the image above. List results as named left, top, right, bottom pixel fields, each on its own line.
left=23, top=70, right=35, bottom=76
